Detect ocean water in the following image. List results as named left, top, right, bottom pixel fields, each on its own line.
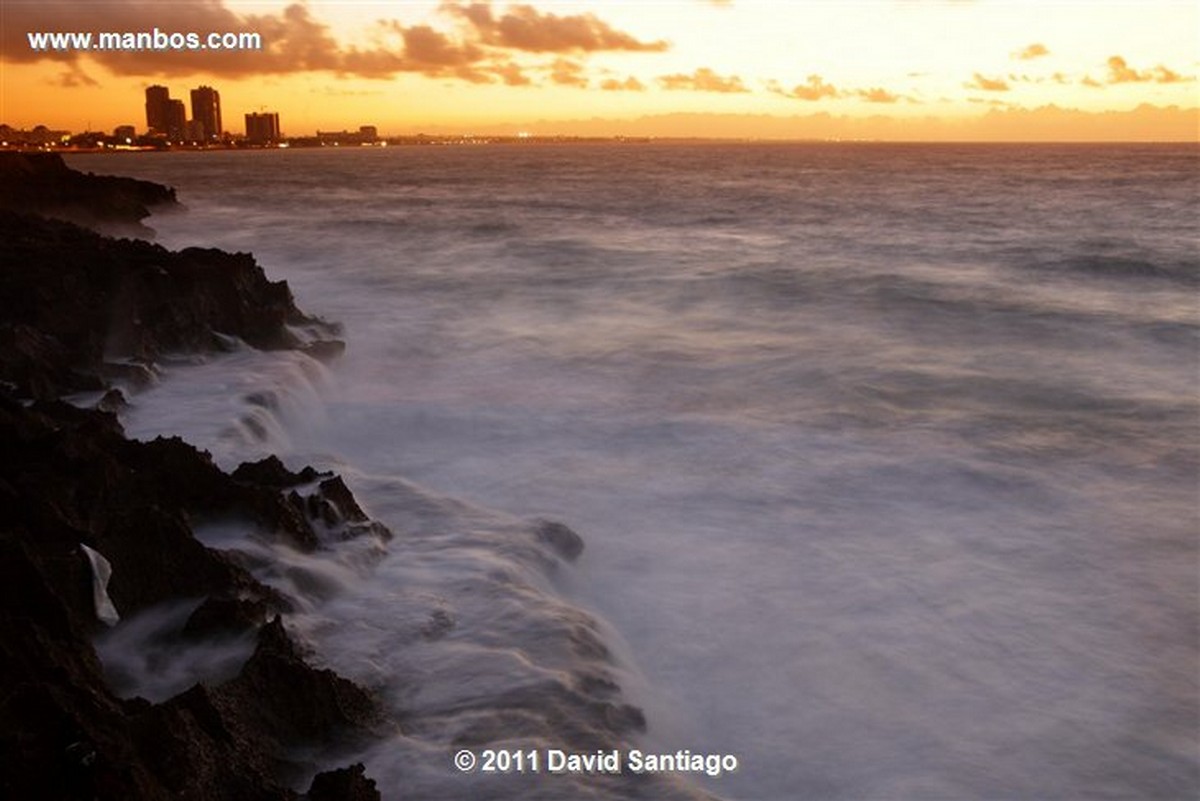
left=72, top=144, right=1199, bottom=800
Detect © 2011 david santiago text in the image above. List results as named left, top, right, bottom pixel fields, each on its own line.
left=453, top=747, right=740, bottom=777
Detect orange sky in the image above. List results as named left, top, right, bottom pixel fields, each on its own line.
left=2, top=0, right=1198, bottom=140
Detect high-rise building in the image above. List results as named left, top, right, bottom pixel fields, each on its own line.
left=146, top=85, right=188, bottom=140
left=144, top=85, right=171, bottom=134
left=190, top=85, right=222, bottom=142
left=244, top=112, right=281, bottom=144
left=166, top=100, right=187, bottom=141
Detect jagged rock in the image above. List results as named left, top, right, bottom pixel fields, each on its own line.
left=300, top=339, right=347, bottom=362
left=95, top=388, right=128, bottom=413
left=0, top=210, right=340, bottom=399
left=0, top=152, right=176, bottom=233
left=0, top=397, right=390, bottom=800
left=182, top=595, right=271, bottom=640
left=127, top=618, right=380, bottom=801
left=534, top=519, right=585, bottom=561
left=0, top=161, right=386, bottom=800
left=317, top=477, right=369, bottom=523
left=232, top=455, right=325, bottom=489
left=307, top=763, right=382, bottom=801
left=221, top=617, right=379, bottom=744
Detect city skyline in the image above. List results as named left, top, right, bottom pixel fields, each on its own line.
left=145, top=82, right=276, bottom=143
left=2, top=1, right=1198, bottom=141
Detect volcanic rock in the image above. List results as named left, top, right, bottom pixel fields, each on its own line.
left=0, top=152, right=177, bottom=233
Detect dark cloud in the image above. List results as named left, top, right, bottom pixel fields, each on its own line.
left=965, top=73, right=1009, bottom=91
left=770, top=75, right=839, bottom=101
left=443, top=2, right=668, bottom=53
left=1014, top=43, right=1049, bottom=60
left=659, top=67, right=748, bottom=93
left=52, top=66, right=100, bottom=88
left=6, top=1, right=408, bottom=77
left=6, top=0, right=669, bottom=83
left=389, top=23, right=483, bottom=70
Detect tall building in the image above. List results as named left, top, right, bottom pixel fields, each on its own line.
left=146, top=85, right=188, bottom=140
left=144, top=85, right=171, bottom=134
left=244, top=112, right=281, bottom=144
left=190, top=85, right=222, bottom=142
left=166, top=100, right=187, bottom=141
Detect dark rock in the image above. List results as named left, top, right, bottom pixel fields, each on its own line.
left=0, top=160, right=387, bottom=800
left=0, top=210, right=339, bottom=399
left=232, top=455, right=326, bottom=489
left=0, top=395, right=390, bottom=799
left=534, top=519, right=585, bottom=561
left=306, top=477, right=393, bottom=543
left=222, top=617, right=379, bottom=745
left=0, top=152, right=177, bottom=234
left=307, top=763, right=381, bottom=801
left=127, top=619, right=381, bottom=801
left=95, top=388, right=128, bottom=413
left=245, top=390, right=280, bottom=410
left=420, top=609, right=456, bottom=641
left=97, top=360, right=158, bottom=391
left=300, top=339, right=347, bottom=362
left=318, top=477, right=369, bottom=523
left=182, top=595, right=271, bottom=640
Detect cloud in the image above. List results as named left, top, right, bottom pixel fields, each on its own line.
left=966, top=73, right=1009, bottom=91
left=1013, top=43, right=1049, bottom=60
left=600, top=76, right=646, bottom=91
left=443, top=2, right=668, bottom=53
left=857, top=87, right=900, bottom=103
left=1081, top=76, right=1103, bottom=88
left=549, top=58, right=588, bottom=87
left=659, top=68, right=748, bottom=93
left=491, top=61, right=532, bottom=86
left=6, top=1, right=399, bottom=77
left=1106, top=55, right=1142, bottom=83
left=4, top=0, right=669, bottom=83
left=51, top=67, right=100, bottom=88
left=1105, top=55, right=1190, bottom=85
left=1153, top=66, right=1186, bottom=83
left=387, top=23, right=482, bottom=70
left=770, top=75, right=839, bottom=101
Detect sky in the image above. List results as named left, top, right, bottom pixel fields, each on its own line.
left=1, top=0, right=1198, bottom=140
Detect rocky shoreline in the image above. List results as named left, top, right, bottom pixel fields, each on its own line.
left=0, top=153, right=387, bottom=800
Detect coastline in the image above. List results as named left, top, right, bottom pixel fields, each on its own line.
left=0, top=153, right=388, bottom=800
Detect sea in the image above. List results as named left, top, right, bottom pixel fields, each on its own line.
left=70, top=143, right=1199, bottom=801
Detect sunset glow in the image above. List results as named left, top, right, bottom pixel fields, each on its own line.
left=2, top=0, right=1197, bottom=140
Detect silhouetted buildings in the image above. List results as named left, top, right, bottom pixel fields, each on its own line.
left=144, top=85, right=171, bottom=135
left=166, top=100, right=186, bottom=140
left=0, top=124, right=69, bottom=146
left=145, top=84, right=227, bottom=142
left=315, top=126, right=378, bottom=146
left=145, top=85, right=189, bottom=140
left=245, top=112, right=281, bottom=144
left=190, top=86, right=222, bottom=142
